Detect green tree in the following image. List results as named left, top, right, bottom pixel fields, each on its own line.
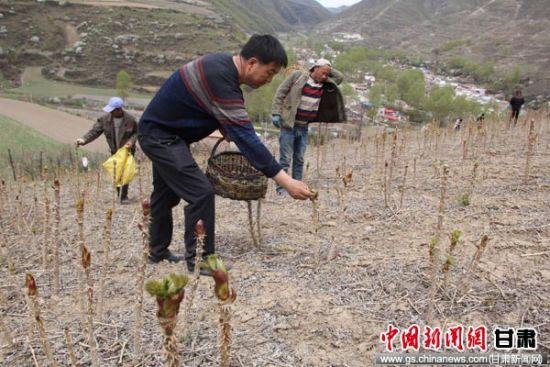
left=384, top=83, right=399, bottom=104
left=340, top=82, right=357, bottom=100
left=425, top=85, right=455, bottom=121
left=396, top=69, right=425, bottom=108
left=243, top=75, right=283, bottom=121
left=403, top=79, right=426, bottom=108
left=472, top=62, right=494, bottom=82
left=368, top=83, right=384, bottom=106
left=334, top=56, right=356, bottom=76
left=440, top=39, right=466, bottom=52
left=375, top=65, right=398, bottom=83
left=116, top=70, right=133, bottom=100
left=446, top=56, right=467, bottom=70
left=453, top=95, right=482, bottom=119
left=493, top=66, right=521, bottom=94
left=383, top=49, right=407, bottom=62
left=368, top=81, right=398, bottom=106
left=328, top=41, right=346, bottom=52
left=333, top=46, right=377, bottom=81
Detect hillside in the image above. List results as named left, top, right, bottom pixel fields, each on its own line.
left=0, top=97, right=109, bottom=153
left=318, top=0, right=550, bottom=98
left=0, top=0, right=335, bottom=92
left=0, top=111, right=107, bottom=178
left=326, top=5, right=349, bottom=14
left=0, top=113, right=67, bottom=177
left=209, top=0, right=332, bottom=32
left=0, top=0, right=243, bottom=89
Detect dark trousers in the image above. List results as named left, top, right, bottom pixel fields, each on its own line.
left=511, top=108, right=520, bottom=124
left=138, top=134, right=215, bottom=263
left=116, top=184, right=129, bottom=200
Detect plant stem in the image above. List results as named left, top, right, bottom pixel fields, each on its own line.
left=525, top=119, right=536, bottom=182
left=247, top=201, right=259, bottom=248
left=460, top=235, right=490, bottom=295
left=42, top=182, right=50, bottom=270
left=219, top=303, right=232, bottom=367
left=64, top=327, right=78, bottom=367
left=25, top=277, right=58, bottom=366
left=426, top=165, right=449, bottom=324
left=52, top=180, right=61, bottom=295
left=82, top=247, right=99, bottom=367
left=97, top=208, right=112, bottom=320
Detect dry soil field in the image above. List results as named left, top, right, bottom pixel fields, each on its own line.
left=0, top=113, right=549, bottom=366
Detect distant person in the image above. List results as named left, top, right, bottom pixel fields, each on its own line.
left=476, top=113, right=485, bottom=123
left=271, top=58, right=346, bottom=196
left=138, top=35, right=311, bottom=271
left=75, top=97, right=137, bottom=204
left=453, top=118, right=463, bottom=131
left=509, top=90, right=525, bottom=126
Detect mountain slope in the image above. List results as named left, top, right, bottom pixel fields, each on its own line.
left=0, top=1, right=243, bottom=89
left=319, top=0, right=550, bottom=96
left=210, top=0, right=332, bottom=32
left=326, top=5, right=349, bottom=14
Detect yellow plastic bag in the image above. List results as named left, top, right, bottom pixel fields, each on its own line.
left=102, top=146, right=137, bottom=187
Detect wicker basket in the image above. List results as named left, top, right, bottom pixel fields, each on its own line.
left=206, top=138, right=267, bottom=201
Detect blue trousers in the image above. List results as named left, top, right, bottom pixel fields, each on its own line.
left=278, top=125, right=309, bottom=187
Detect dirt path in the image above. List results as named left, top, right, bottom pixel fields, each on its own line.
left=0, top=97, right=108, bottom=153
left=64, top=23, right=80, bottom=47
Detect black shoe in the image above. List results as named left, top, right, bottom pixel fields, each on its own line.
left=120, top=197, right=130, bottom=205
left=148, top=251, right=184, bottom=264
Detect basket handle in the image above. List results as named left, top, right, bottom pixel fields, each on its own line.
left=210, top=137, right=226, bottom=158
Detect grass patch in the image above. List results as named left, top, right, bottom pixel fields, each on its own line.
left=440, top=39, right=467, bottom=52
left=0, top=114, right=106, bottom=180
left=0, top=114, right=66, bottom=155
left=6, top=67, right=150, bottom=100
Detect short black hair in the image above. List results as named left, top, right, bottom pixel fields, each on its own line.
left=240, top=34, right=288, bottom=68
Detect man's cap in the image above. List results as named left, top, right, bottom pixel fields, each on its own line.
left=103, top=97, right=124, bottom=113
left=310, top=58, right=332, bottom=70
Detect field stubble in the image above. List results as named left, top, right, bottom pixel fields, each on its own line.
left=0, top=113, right=549, bottom=366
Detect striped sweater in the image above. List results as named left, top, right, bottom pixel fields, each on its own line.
left=139, top=53, right=282, bottom=178
left=295, top=77, right=324, bottom=125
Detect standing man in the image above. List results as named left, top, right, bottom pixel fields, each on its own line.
left=76, top=96, right=137, bottom=203
left=271, top=58, right=346, bottom=196
left=509, top=89, right=525, bottom=126
left=138, top=35, right=311, bottom=271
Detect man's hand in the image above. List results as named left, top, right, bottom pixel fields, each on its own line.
left=272, top=114, right=281, bottom=128
left=75, top=138, right=85, bottom=147
left=124, top=141, right=134, bottom=148
left=273, top=170, right=311, bottom=200
left=285, top=179, right=311, bottom=200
